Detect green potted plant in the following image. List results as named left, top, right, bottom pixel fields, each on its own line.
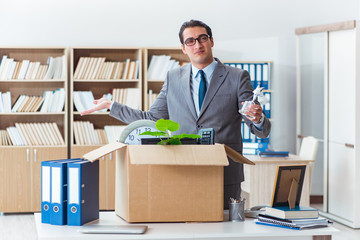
left=140, top=118, right=200, bottom=145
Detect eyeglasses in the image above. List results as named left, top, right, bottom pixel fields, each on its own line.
left=184, top=34, right=210, bottom=46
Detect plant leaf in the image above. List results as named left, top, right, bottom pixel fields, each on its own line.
left=157, top=139, right=170, bottom=145
left=166, top=120, right=180, bottom=132
left=167, top=138, right=182, bottom=145
left=139, top=131, right=166, bottom=136
left=156, top=118, right=179, bottom=132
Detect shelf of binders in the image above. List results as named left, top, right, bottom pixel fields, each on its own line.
left=224, top=61, right=272, bottom=145
left=0, top=47, right=68, bottom=213
left=143, top=47, right=190, bottom=110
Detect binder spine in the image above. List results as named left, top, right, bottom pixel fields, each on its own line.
left=262, top=63, right=269, bottom=89
left=50, top=163, right=67, bottom=225
left=67, top=160, right=99, bottom=226
left=256, top=64, right=262, bottom=89
left=41, top=162, right=51, bottom=224
left=67, top=165, right=81, bottom=226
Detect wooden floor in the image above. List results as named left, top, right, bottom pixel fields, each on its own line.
left=0, top=212, right=360, bottom=240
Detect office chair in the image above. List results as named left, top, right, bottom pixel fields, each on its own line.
left=299, top=136, right=319, bottom=192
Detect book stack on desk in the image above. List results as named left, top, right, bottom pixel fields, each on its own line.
left=264, top=205, right=319, bottom=219
left=255, top=206, right=332, bottom=230
left=258, top=150, right=289, bottom=157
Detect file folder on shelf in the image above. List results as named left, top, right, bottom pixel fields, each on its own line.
left=249, top=64, right=256, bottom=87
left=263, top=92, right=271, bottom=118
left=256, top=64, right=262, bottom=88
left=261, top=63, right=269, bottom=89
left=235, top=63, right=242, bottom=69
left=67, top=160, right=99, bottom=226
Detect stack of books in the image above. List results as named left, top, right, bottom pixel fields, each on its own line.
left=255, top=206, right=332, bottom=230
left=73, top=57, right=139, bottom=80
left=147, top=55, right=183, bottom=81
left=0, top=55, right=66, bottom=80
left=258, top=150, right=289, bottom=157
left=4, top=122, right=65, bottom=146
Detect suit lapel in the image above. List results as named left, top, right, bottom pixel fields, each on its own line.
left=180, top=64, right=197, bottom=120
left=198, top=62, right=228, bottom=118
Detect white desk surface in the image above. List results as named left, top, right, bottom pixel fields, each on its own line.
left=35, top=212, right=338, bottom=240
left=245, top=154, right=315, bottom=163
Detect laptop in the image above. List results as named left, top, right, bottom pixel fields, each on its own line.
left=78, top=224, right=148, bottom=234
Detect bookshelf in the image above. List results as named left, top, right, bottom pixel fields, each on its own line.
left=143, top=47, right=190, bottom=110
left=69, top=47, right=142, bottom=210
left=0, top=47, right=68, bottom=212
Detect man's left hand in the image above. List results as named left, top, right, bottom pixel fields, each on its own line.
left=243, top=103, right=263, bottom=123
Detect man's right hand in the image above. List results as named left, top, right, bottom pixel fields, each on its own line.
left=80, top=98, right=112, bottom=116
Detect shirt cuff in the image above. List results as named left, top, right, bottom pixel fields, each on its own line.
left=254, top=113, right=265, bottom=130
left=109, top=101, right=115, bottom=110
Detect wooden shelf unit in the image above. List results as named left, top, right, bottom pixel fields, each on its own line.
left=0, top=47, right=68, bottom=146
left=0, top=47, right=68, bottom=212
left=69, top=47, right=142, bottom=146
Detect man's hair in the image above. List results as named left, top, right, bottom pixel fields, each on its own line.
left=179, top=20, right=212, bottom=44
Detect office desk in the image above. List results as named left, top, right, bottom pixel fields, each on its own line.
left=35, top=212, right=338, bottom=240
left=242, top=154, right=314, bottom=209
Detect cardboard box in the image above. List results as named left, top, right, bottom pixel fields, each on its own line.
left=83, top=142, right=254, bottom=223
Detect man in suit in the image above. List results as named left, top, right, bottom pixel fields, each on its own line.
left=81, top=19, right=271, bottom=209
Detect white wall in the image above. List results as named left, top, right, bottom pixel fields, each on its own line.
left=0, top=0, right=358, bottom=155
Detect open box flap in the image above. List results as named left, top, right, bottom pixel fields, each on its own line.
left=83, top=141, right=126, bottom=162
left=224, top=145, right=255, bottom=165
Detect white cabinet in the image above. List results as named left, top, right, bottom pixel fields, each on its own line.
left=327, top=27, right=359, bottom=227
left=296, top=20, right=360, bottom=228
left=328, top=142, right=355, bottom=222
left=328, top=29, right=356, bottom=144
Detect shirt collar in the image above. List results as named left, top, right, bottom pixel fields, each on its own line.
left=191, top=58, right=218, bottom=78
